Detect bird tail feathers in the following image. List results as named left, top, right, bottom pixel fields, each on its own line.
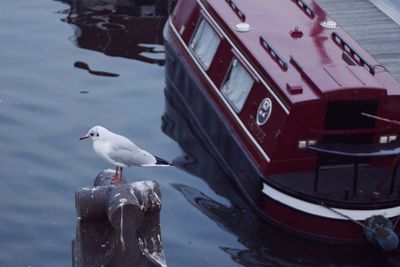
left=155, top=156, right=173, bottom=166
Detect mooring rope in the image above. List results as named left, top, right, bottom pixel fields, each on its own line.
left=394, top=215, right=400, bottom=229
left=321, top=201, right=400, bottom=247
left=320, top=202, right=375, bottom=233
left=321, top=199, right=400, bottom=251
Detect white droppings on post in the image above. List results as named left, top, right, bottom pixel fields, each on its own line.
left=91, top=186, right=101, bottom=192
left=131, top=181, right=160, bottom=211
left=148, top=251, right=167, bottom=267
left=129, top=186, right=135, bottom=197
left=138, top=235, right=166, bottom=267
left=119, top=201, right=126, bottom=251
left=138, top=236, right=145, bottom=255
left=153, top=192, right=161, bottom=207
left=145, top=249, right=167, bottom=267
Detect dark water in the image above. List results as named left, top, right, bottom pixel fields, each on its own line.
left=1, top=0, right=400, bottom=266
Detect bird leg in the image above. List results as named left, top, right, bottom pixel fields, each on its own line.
left=111, top=166, right=123, bottom=185
left=115, top=166, right=119, bottom=178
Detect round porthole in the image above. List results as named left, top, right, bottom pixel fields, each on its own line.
left=257, top=98, right=272, bottom=125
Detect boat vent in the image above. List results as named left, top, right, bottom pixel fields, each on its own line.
left=260, top=36, right=288, bottom=70
left=235, top=23, right=251, bottom=32
left=332, top=32, right=375, bottom=75
left=225, top=0, right=246, bottom=21
left=321, top=20, right=337, bottom=29
left=291, top=0, right=316, bottom=19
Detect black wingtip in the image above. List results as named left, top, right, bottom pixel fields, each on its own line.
left=155, top=156, right=173, bottom=166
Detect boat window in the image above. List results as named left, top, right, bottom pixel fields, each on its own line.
left=221, top=58, right=254, bottom=112
left=190, top=18, right=221, bottom=70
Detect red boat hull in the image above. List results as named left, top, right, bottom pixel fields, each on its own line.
left=263, top=194, right=364, bottom=242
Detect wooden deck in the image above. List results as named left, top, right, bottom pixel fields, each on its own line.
left=314, top=0, right=400, bottom=82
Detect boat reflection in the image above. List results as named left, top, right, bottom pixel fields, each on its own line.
left=56, top=0, right=170, bottom=65
left=161, top=86, right=399, bottom=266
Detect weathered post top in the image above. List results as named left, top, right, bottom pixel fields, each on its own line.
left=72, top=169, right=167, bottom=267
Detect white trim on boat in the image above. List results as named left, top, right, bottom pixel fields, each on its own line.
left=262, top=182, right=400, bottom=220
left=169, top=18, right=271, bottom=162
left=196, top=0, right=290, bottom=115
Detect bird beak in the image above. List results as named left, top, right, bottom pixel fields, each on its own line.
left=79, top=135, right=89, bottom=141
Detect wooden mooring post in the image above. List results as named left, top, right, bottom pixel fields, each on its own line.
left=72, top=169, right=167, bottom=267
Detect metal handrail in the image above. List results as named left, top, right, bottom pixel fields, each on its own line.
left=260, top=36, right=288, bottom=70
left=291, top=0, right=316, bottom=18
left=308, top=142, right=400, bottom=158
left=332, top=32, right=375, bottom=75
left=309, top=142, right=400, bottom=196
left=225, top=0, right=246, bottom=21
left=309, top=126, right=394, bottom=137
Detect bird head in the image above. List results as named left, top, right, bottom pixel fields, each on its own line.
left=80, top=125, right=105, bottom=142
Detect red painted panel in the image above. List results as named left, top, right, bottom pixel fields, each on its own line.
left=239, top=83, right=288, bottom=160
left=172, top=0, right=199, bottom=43
left=206, top=41, right=232, bottom=86
left=203, top=0, right=400, bottom=105
left=263, top=195, right=366, bottom=241
left=169, top=0, right=400, bottom=175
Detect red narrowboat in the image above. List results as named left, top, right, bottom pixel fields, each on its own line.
left=164, top=0, right=400, bottom=248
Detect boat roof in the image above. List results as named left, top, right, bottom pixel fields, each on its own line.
left=203, top=0, right=400, bottom=106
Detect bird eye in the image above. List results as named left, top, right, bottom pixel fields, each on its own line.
left=96, top=133, right=99, bottom=137
left=90, top=133, right=94, bottom=136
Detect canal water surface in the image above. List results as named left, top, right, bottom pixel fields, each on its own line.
left=1, top=0, right=400, bottom=266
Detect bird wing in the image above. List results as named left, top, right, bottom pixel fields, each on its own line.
left=108, top=134, right=156, bottom=166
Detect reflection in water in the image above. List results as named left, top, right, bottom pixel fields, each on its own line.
left=57, top=0, right=170, bottom=65
left=74, top=61, right=120, bottom=77
left=161, top=87, right=400, bottom=266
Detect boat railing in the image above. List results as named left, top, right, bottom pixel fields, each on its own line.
left=309, top=126, right=394, bottom=137
left=259, top=36, right=288, bottom=70
left=225, top=0, right=246, bottom=21
left=291, top=0, right=316, bottom=19
left=331, top=32, right=376, bottom=75
left=308, top=142, right=400, bottom=200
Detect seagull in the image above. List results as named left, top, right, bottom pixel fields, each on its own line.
left=80, top=125, right=171, bottom=184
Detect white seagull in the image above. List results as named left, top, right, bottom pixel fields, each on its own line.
left=80, top=125, right=171, bottom=183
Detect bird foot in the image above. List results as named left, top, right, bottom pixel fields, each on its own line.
left=111, top=175, right=123, bottom=185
